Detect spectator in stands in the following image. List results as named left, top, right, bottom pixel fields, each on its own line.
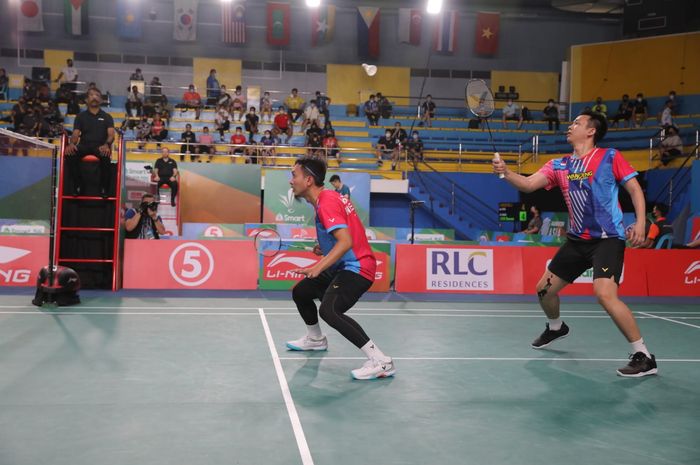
left=667, top=90, right=678, bottom=114
left=22, top=78, right=37, bottom=102
left=259, top=129, right=277, bottom=166
left=149, top=113, right=168, bottom=143
left=306, top=121, right=323, bottom=156
left=125, top=85, right=143, bottom=117
left=231, top=85, right=246, bottom=121
left=198, top=126, right=214, bottom=162
left=632, top=92, right=648, bottom=127
left=375, top=129, right=396, bottom=167
left=273, top=106, right=293, bottom=143
left=322, top=119, right=334, bottom=137
left=543, top=99, right=560, bottom=131
left=260, top=91, right=273, bottom=123
left=77, top=82, right=98, bottom=105
left=149, top=76, right=163, bottom=103
left=11, top=97, right=27, bottom=131
left=592, top=97, right=608, bottom=119
left=65, top=87, right=114, bottom=197
left=330, top=174, right=350, bottom=199
left=641, top=203, right=673, bottom=248
left=610, top=94, right=632, bottom=128
left=229, top=126, right=248, bottom=163
left=153, top=147, right=179, bottom=206
left=522, top=205, right=543, bottom=234
left=217, top=84, right=232, bottom=109
left=421, top=95, right=436, bottom=128
left=659, top=100, right=674, bottom=128
left=39, top=101, right=65, bottom=141
left=658, top=125, right=683, bottom=166
left=244, top=106, right=259, bottom=142
left=206, top=69, right=220, bottom=105
left=322, top=129, right=340, bottom=162
left=18, top=104, right=40, bottom=139
left=501, top=98, right=522, bottom=129
left=134, top=115, right=151, bottom=147
left=406, top=130, right=424, bottom=167
left=215, top=104, right=232, bottom=141
left=125, top=193, right=165, bottom=239
left=302, top=100, right=320, bottom=130
left=377, top=92, right=392, bottom=119
left=364, top=94, right=379, bottom=126
left=315, top=91, right=331, bottom=122
left=181, top=84, right=202, bottom=120
left=0, top=68, right=8, bottom=100
left=54, top=58, right=78, bottom=93
left=129, top=68, right=144, bottom=81
left=391, top=122, right=408, bottom=147
left=285, top=88, right=305, bottom=123
left=180, top=123, right=198, bottom=161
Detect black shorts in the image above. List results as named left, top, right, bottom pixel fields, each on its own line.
left=547, top=237, right=625, bottom=284
left=300, top=269, right=373, bottom=303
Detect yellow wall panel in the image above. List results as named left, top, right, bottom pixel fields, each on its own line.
left=490, top=70, right=559, bottom=109
left=327, top=64, right=410, bottom=105
left=570, top=32, right=700, bottom=103
left=192, top=58, right=241, bottom=98
left=44, top=49, right=74, bottom=91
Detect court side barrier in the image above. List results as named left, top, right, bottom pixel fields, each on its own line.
left=0, top=236, right=49, bottom=287
left=395, top=244, right=700, bottom=297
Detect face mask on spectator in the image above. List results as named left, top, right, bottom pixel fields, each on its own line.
left=385, top=132, right=391, bottom=138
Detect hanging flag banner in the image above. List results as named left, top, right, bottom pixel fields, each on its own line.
left=357, top=6, right=380, bottom=59
left=398, top=8, right=421, bottom=45
left=311, top=5, right=335, bottom=46
left=18, top=0, right=44, bottom=32
left=433, top=10, right=457, bottom=53
left=475, top=11, right=500, bottom=56
left=64, top=0, right=89, bottom=36
left=174, top=0, right=197, bottom=41
left=116, top=0, right=142, bottom=39
left=222, top=1, right=246, bottom=44
left=267, top=2, right=290, bottom=46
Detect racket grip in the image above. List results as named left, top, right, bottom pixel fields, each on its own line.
left=494, top=152, right=505, bottom=179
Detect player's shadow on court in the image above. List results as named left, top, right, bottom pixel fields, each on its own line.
left=287, top=356, right=394, bottom=407
left=523, top=359, right=658, bottom=434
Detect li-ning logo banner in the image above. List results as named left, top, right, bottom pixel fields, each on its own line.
left=264, top=253, right=319, bottom=280
left=0, top=245, right=33, bottom=284
left=685, top=261, right=700, bottom=285
left=426, top=248, right=494, bottom=290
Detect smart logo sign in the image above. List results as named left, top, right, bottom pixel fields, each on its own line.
left=426, top=248, right=494, bottom=290
left=168, top=242, right=214, bottom=287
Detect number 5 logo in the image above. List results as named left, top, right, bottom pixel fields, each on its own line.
left=168, top=242, right=215, bottom=287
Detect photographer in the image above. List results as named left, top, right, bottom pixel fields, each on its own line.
left=125, top=194, right=165, bottom=239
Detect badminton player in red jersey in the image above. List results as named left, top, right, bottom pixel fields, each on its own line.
left=493, top=110, right=657, bottom=377
left=285, top=157, right=395, bottom=380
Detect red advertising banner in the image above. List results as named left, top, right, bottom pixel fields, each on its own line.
left=690, top=217, right=700, bottom=244
left=395, top=245, right=523, bottom=294
left=0, top=236, right=49, bottom=287
left=123, top=240, right=258, bottom=290
left=520, top=246, right=649, bottom=296
left=644, top=250, right=700, bottom=296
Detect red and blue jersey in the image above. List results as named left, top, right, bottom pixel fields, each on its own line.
left=315, top=189, right=376, bottom=282
left=537, top=147, right=637, bottom=241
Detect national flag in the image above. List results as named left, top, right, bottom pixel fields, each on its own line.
left=64, top=0, right=88, bottom=36
left=398, top=8, right=421, bottom=45
left=116, top=0, right=142, bottom=39
left=18, top=0, right=44, bottom=32
left=357, top=6, right=380, bottom=59
left=432, top=10, right=457, bottom=53
left=222, top=1, right=246, bottom=44
left=174, top=0, right=197, bottom=41
left=311, top=5, right=335, bottom=46
left=267, top=2, right=290, bottom=46
left=475, top=11, right=500, bottom=56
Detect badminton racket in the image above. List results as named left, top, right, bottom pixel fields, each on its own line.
left=253, top=229, right=315, bottom=257
left=465, top=79, right=504, bottom=179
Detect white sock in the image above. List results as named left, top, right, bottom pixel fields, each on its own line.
left=306, top=324, right=323, bottom=339
left=548, top=318, right=562, bottom=331
left=361, top=340, right=389, bottom=361
left=630, top=338, right=651, bottom=357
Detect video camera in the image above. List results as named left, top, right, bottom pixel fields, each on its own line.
left=140, top=201, right=159, bottom=213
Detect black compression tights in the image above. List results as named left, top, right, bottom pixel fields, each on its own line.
left=292, top=270, right=373, bottom=348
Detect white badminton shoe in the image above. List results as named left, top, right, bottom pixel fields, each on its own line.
left=286, top=335, right=328, bottom=351
left=351, top=357, right=396, bottom=380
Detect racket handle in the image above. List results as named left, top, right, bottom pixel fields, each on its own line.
left=494, top=152, right=505, bottom=179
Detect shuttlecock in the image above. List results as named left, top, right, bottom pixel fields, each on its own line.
left=362, top=63, right=377, bottom=77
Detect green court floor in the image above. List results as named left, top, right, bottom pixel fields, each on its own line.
left=1, top=295, right=699, bottom=465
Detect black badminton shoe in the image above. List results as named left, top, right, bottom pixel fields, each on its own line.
left=531, top=322, right=570, bottom=349
left=617, top=352, right=658, bottom=378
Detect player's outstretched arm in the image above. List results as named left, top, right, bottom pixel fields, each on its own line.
left=492, top=155, right=549, bottom=193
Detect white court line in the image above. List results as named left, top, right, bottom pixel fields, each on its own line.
left=0, top=305, right=260, bottom=310
left=278, top=356, right=700, bottom=363
left=258, top=308, right=314, bottom=465
left=0, top=311, right=260, bottom=316
left=639, top=312, right=700, bottom=330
